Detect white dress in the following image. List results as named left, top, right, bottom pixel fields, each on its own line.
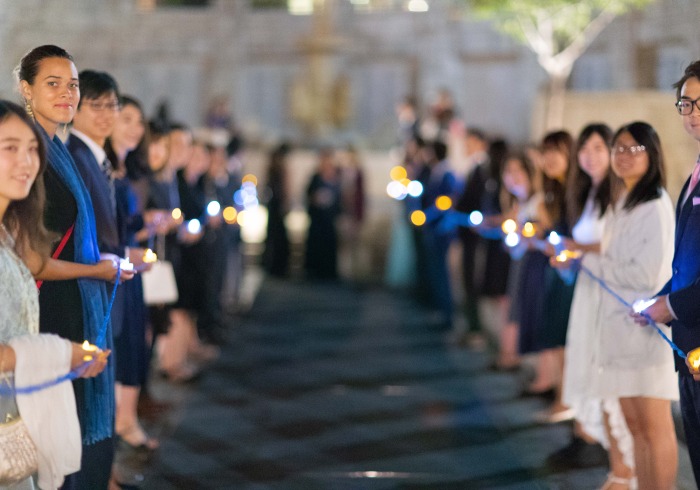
left=576, top=192, right=679, bottom=463
left=561, top=195, right=634, bottom=467
left=0, top=228, right=37, bottom=490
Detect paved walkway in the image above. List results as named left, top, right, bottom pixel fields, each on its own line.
left=137, top=276, right=696, bottom=489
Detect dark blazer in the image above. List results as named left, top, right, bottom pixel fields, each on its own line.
left=67, top=134, right=121, bottom=256
left=659, top=173, right=700, bottom=374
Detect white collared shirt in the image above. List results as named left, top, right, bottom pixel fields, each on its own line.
left=70, top=128, right=106, bottom=166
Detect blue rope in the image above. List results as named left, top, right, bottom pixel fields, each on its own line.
left=0, top=266, right=122, bottom=396
left=579, top=264, right=686, bottom=360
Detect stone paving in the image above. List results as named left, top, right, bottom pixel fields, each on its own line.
left=136, top=277, right=696, bottom=489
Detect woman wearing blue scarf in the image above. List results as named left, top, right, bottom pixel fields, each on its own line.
left=15, top=45, right=130, bottom=490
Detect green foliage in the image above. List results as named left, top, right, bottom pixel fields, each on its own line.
left=469, top=0, right=652, bottom=54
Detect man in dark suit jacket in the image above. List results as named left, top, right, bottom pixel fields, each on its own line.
left=636, top=60, right=700, bottom=485
left=65, top=69, right=122, bottom=490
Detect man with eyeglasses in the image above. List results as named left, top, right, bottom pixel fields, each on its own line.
left=633, top=59, right=700, bottom=484
left=65, top=69, right=125, bottom=485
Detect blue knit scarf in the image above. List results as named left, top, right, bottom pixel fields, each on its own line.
left=40, top=126, right=115, bottom=445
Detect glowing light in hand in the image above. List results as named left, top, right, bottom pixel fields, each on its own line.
left=411, top=210, right=427, bottom=226
left=390, top=166, right=408, bottom=181
left=119, top=258, right=134, bottom=271
left=387, top=181, right=408, bottom=200
left=688, top=347, right=700, bottom=370
left=469, top=211, right=483, bottom=226
left=522, top=222, right=536, bottom=238
left=501, top=219, right=517, bottom=235
left=223, top=206, right=237, bottom=224
left=406, top=181, right=423, bottom=197
left=548, top=232, right=562, bottom=246
left=435, top=196, right=452, bottom=211
left=187, top=219, right=202, bottom=234
left=505, top=232, right=520, bottom=247
left=206, top=201, right=221, bottom=217
left=171, top=208, right=182, bottom=220
left=143, top=249, right=158, bottom=263
left=633, top=298, right=656, bottom=314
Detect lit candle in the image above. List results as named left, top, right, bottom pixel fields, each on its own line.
left=119, top=258, right=134, bottom=271
left=633, top=298, right=657, bottom=314
left=554, top=249, right=582, bottom=263
left=688, top=347, right=700, bottom=370
left=143, top=249, right=158, bottom=264
left=522, top=222, right=536, bottom=238
left=82, top=341, right=98, bottom=362
left=501, top=219, right=517, bottom=235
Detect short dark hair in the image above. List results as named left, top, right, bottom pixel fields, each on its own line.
left=77, top=70, right=119, bottom=108
left=673, top=60, right=700, bottom=100
left=14, top=45, right=73, bottom=85
left=612, top=121, right=664, bottom=211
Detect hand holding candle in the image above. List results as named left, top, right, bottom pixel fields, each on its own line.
left=70, top=341, right=110, bottom=378
left=686, top=348, right=700, bottom=381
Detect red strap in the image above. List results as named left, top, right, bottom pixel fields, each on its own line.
left=36, top=223, right=75, bottom=290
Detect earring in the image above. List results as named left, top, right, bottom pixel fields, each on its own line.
left=25, top=100, right=34, bottom=121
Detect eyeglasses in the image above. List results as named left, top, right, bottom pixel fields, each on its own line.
left=613, top=145, right=646, bottom=156
left=676, top=97, right=700, bottom=115
left=84, top=101, right=120, bottom=112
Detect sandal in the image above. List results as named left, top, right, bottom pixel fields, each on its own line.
left=116, top=424, right=159, bottom=451
left=600, top=472, right=635, bottom=490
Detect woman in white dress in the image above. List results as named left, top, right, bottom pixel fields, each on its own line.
left=0, top=100, right=109, bottom=489
left=556, top=124, right=636, bottom=485
left=558, top=121, right=678, bottom=489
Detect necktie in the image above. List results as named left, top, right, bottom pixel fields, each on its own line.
left=689, top=158, right=700, bottom=194
left=101, top=158, right=116, bottom=215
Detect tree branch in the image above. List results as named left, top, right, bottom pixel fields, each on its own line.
left=553, top=7, right=616, bottom=73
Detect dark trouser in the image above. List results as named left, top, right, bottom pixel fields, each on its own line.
left=679, top=374, right=700, bottom=487
left=60, top=437, right=115, bottom=490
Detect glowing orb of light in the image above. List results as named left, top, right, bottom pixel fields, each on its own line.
left=171, top=208, right=182, bottom=220
left=187, top=219, right=201, bottom=234
left=223, top=206, right=238, bottom=224
left=242, top=174, right=258, bottom=186
left=435, top=196, right=452, bottom=211
left=410, top=210, right=427, bottom=226
left=548, top=231, right=562, bottom=246
left=406, top=181, right=423, bottom=197
left=206, top=201, right=221, bottom=217
left=522, top=222, right=536, bottom=238
left=505, top=232, right=520, bottom=248
left=632, top=298, right=656, bottom=314
left=501, top=219, right=517, bottom=235
left=386, top=181, right=408, bottom=200
left=390, top=166, right=408, bottom=182
left=469, top=211, right=483, bottom=226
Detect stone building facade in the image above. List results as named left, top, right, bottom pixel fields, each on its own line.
left=0, top=0, right=698, bottom=148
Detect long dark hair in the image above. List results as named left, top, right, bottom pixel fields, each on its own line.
left=612, top=121, right=665, bottom=211
left=541, top=130, right=574, bottom=228
left=0, top=100, right=53, bottom=257
left=566, top=123, right=613, bottom=225
left=105, top=95, right=150, bottom=181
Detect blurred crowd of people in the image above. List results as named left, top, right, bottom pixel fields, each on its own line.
left=4, top=40, right=700, bottom=490
left=0, top=45, right=247, bottom=489
left=388, top=59, right=700, bottom=488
